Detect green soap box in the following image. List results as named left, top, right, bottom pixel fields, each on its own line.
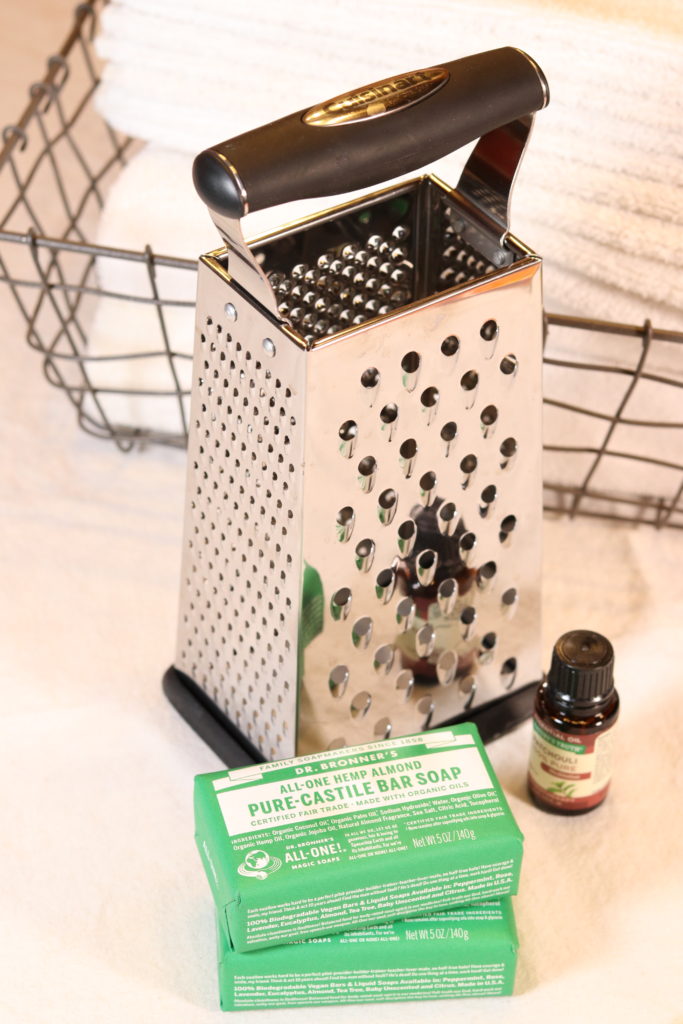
left=195, top=724, right=523, bottom=952
left=217, top=899, right=519, bottom=1010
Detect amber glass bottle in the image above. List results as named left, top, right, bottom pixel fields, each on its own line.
left=528, top=630, right=619, bottom=815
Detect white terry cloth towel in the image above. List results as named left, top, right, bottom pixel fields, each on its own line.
left=93, top=0, right=683, bottom=319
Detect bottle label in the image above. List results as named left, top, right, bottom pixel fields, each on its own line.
left=528, top=715, right=614, bottom=811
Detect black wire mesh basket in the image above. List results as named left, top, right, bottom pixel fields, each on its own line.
left=1, top=1, right=681, bottom=528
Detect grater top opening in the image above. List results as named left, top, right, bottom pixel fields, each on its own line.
left=246, top=176, right=530, bottom=345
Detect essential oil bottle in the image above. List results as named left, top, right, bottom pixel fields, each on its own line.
left=528, top=629, right=619, bottom=815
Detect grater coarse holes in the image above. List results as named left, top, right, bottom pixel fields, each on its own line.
left=172, top=48, right=549, bottom=761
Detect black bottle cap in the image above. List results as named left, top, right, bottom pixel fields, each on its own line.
left=548, top=630, right=615, bottom=702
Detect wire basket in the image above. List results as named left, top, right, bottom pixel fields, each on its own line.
left=1, top=1, right=681, bottom=528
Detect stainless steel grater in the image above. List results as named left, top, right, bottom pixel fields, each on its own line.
left=164, top=48, right=549, bottom=764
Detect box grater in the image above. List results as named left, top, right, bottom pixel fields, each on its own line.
left=164, top=47, right=549, bottom=765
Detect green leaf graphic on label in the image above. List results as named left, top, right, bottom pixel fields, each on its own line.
left=546, top=781, right=576, bottom=797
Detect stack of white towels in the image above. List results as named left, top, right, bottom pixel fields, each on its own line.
left=90, top=0, right=682, bottom=504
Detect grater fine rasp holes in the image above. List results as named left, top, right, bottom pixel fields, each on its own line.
left=179, top=310, right=299, bottom=760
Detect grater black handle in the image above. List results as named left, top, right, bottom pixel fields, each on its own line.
left=193, top=47, right=548, bottom=221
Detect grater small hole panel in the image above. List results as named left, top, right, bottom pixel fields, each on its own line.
left=176, top=281, right=305, bottom=761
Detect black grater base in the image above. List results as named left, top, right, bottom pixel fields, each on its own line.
left=163, top=666, right=539, bottom=768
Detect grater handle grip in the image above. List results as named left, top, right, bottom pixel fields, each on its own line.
left=193, top=47, right=548, bottom=221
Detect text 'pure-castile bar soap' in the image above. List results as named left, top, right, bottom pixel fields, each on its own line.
left=194, top=724, right=523, bottom=952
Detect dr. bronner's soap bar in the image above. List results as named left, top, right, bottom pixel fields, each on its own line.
left=217, top=900, right=519, bottom=1010
left=194, top=724, right=523, bottom=952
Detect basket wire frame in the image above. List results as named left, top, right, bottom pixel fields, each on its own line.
left=1, top=1, right=681, bottom=526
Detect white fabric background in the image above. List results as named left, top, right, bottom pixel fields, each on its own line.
left=1, top=2, right=683, bottom=1022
